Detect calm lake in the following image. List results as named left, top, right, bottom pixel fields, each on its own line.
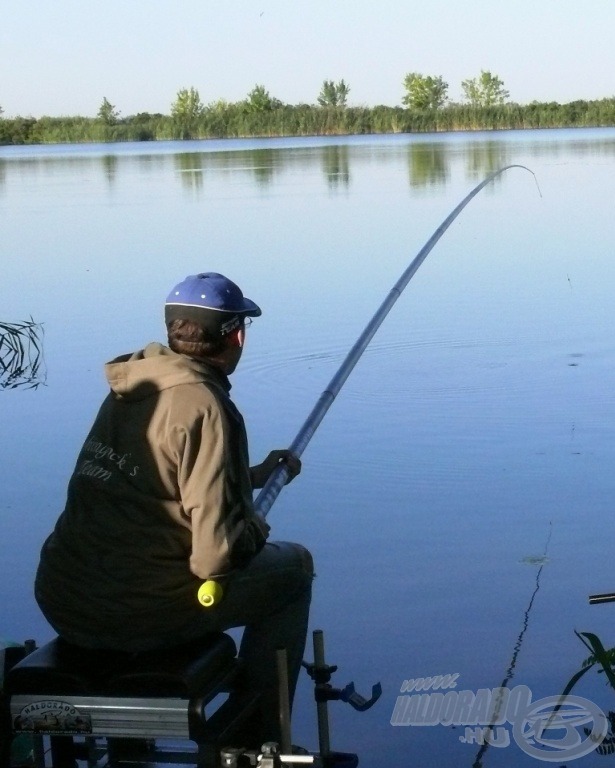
left=2, top=128, right=615, bottom=766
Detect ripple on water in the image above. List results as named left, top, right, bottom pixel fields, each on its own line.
left=241, top=332, right=615, bottom=500
left=244, top=334, right=609, bottom=424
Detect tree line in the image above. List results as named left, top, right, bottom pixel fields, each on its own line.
left=2, top=73, right=615, bottom=145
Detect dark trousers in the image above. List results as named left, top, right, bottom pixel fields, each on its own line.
left=175, top=541, right=314, bottom=745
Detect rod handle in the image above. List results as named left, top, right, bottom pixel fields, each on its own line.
left=197, top=579, right=223, bottom=607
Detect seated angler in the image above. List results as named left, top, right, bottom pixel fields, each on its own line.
left=35, top=271, right=314, bottom=748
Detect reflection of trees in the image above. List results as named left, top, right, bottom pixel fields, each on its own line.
left=102, top=154, right=117, bottom=185
left=175, top=152, right=205, bottom=190
left=466, top=141, right=510, bottom=182
left=247, top=149, right=275, bottom=187
left=8, top=132, right=615, bottom=211
left=407, top=143, right=448, bottom=189
left=210, top=148, right=277, bottom=186
left=406, top=139, right=515, bottom=192
left=171, top=147, right=282, bottom=193
left=321, top=145, right=350, bottom=190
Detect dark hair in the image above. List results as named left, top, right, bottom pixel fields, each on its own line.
left=167, top=318, right=227, bottom=358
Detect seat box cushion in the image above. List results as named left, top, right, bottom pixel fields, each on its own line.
left=6, top=633, right=237, bottom=698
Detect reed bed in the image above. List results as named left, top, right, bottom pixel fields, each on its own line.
left=0, top=319, right=46, bottom=390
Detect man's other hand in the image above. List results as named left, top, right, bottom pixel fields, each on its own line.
left=250, top=450, right=302, bottom=489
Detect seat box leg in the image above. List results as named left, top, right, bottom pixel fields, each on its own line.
left=32, top=735, right=46, bottom=768
left=0, top=711, right=9, bottom=768
left=196, top=742, right=218, bottom=768
left=49, top=736, right=76, bottom=768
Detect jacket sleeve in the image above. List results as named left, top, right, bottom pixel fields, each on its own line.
left=174, top=399, right=266, bottom=579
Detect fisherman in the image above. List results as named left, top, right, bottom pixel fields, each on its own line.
left=34, top=271, right=314, bottom=748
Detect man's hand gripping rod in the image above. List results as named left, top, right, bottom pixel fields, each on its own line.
left=198, top=164, right=538, bottom=607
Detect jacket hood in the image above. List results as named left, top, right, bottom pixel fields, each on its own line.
left=105, top=342, right=229, bottom=402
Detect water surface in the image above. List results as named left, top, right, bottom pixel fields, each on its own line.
left=2, top=128, right=615, bottom=766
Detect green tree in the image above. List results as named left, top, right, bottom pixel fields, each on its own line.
left=402, top=73, right=448, bottom=109
left=97, top=97, right=120, bottom=125
left=207, top=98, right=231, bottom=113
left=318, top=80, right=337, bottom=106
left=461, top=71, right=509, bottom=107
left=317, top=79, right=350, bottom=107
left=171, top=87, right=205, bottom=139
left=244, top=85, right=282, bottom=113
left=335, top=79, right=350, bottom=107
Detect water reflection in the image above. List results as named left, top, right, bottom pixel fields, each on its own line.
left=175, top=152, right=205, bottom=190
left=242, top=149, right=275, bottom=187
left=322, top=145, right=350, bottom=190
left=466, top=141, right=511, bottom=181
left=135, top=152, right=167, bottom=176
left=173, top=147, right=280, bottom=188
left=101, top=154, right=117, bottom=184
left=4, top=130, right=615, bottom=196
left=407, top=142, right=448, bottom=189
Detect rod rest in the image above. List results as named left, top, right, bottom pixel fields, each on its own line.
left=5, top=632, right=239, bottom=698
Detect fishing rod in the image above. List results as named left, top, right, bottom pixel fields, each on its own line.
left=197, top=163, right=538, bottom=607
left=256, top=163, right=538, bottom=514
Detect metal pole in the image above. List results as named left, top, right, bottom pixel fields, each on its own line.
left=276, top=648, right=292, bottom=754
left=255, top=164, right=537, bottom=518
left=313, top=630, right=331, bottom=758
left=589, top=593, right=615, bottom=605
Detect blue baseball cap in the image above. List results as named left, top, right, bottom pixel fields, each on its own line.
left=165, top=272, right=261, bottom=336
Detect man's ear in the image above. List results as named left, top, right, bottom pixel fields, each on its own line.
left=227, top=327, right=243, bottom=348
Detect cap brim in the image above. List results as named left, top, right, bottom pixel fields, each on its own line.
left=242, top=298, right=262, bottom=317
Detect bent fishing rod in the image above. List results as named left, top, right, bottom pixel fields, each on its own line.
left=197, top=163, right=538, bottom=607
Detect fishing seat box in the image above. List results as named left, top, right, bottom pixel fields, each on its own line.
left=2, top=632, right=258, bottom=767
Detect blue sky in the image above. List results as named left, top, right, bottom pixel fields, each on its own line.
left=2, top=0, right=613, bottom=118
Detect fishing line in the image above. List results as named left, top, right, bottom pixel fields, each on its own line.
left=471, top=521, right=552, bottom=767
